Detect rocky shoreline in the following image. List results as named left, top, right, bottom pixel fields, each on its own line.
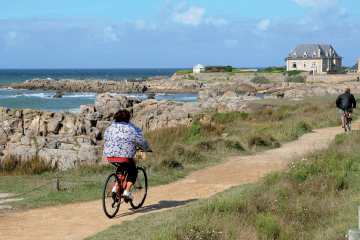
left=4, top=74, right=360, bottom=96
left=1, top=75, right=360, bottom=171
left=0, top=91, right=263, bottom=170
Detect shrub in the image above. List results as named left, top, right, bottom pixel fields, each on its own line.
left=211, top=111, right=248, bottom=124
left=224, top=140, right=245, bottom=151
left=286, top=70, right=306, bottom=76
left=188, top=74, right=195, bottom=80
left=225, top=65, right=232, bottom=72
left=0, top=154, right=56, bottom=175
left=250, top=76, right=270, bottom=84
left=286, top=75, right=305, bottom=83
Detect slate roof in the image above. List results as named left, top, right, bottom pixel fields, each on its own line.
left=286, top=44, right=342, bottom=59
left=349, top=62, right=358, bottom=71
left=193, top=64, right=204, bottom=69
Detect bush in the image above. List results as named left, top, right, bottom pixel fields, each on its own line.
left=211, top=112, right=248, bottom=124
left=250, top=76, right=270, bottom=84
left=225, top=65, right=232, bottom=72
left=286, top=70, right=306, bottom=76
left=205, top=65, right=233, bottom=72
left=188, top=74, right=195, bottom=80
left=286, top=75, right=305, bottom=83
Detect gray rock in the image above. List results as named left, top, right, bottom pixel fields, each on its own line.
left=77, top=144, right=103, bottom=166
left=38, top=149, right=79, bottom=170
left=53, top=91, right=63, bottom=98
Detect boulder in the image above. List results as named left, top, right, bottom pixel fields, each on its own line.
left=53, top=91, right=63, bottom=98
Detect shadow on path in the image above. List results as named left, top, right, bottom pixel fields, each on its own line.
left=115, top=199, right=198, bottom=218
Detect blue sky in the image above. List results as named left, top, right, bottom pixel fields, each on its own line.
left=1, top=0, right=360, bottom=68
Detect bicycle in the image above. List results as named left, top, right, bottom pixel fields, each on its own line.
left=343, top=110, right=352, bottom=132
left=102, top=161, right=148, bottom=218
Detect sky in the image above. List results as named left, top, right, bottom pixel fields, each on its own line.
left=0, top=0, right=360, bottom=68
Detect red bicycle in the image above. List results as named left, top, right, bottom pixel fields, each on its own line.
left=102, top=162, right=147, bottom=218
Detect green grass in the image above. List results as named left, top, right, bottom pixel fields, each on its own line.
left=176, top=70, right=193, bottom=74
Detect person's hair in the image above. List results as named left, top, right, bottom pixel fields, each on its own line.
left=345, top=88, right=351, bottom=93
left=113, top=109, right=131, bottom=123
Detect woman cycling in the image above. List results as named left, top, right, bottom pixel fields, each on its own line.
left=103, top=109, right=151, bottom=200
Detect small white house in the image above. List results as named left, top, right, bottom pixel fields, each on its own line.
left=193, top=64, right=204, bottom=73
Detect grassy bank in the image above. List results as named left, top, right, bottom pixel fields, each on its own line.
left=0, top=96, right=348, bottom=212
left=88, top=120, right=360, bottom=240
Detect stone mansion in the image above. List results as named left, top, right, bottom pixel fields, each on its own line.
left=285, top=44, right=342, bottom=74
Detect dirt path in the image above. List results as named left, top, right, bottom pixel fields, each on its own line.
left=0, top=122, right=358, bottom=240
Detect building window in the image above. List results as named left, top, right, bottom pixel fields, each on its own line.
left=292, top=62, right=297, bottom=68
left=311, top=62, right=317, bottom=68
left=303, top=54, right=307, bottom=58
left=293, top=54, right=297, bottom=58
left=304, top=62, right=306, bottom=68
left=312, top=54, right=316, bottom=58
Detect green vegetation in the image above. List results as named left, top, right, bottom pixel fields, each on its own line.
left=342, top=66, right=349, bottom=73
left=286, top=70, right=307, bottom=76
left=89, top=116, right=360, bottom=240
left=176, top=69, right=193, bottom=74
left=12, top=109, right=23, bottom=114
left=286, top=75, right=305, bottom=83
left=205, top=65, right=233, bottom=72
left=250, top=76, right=270, bottom=84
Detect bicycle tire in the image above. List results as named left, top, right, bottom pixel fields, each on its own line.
left=102, top=173, right=121, bottom=218
left=130, top=167, right=148, bottom=209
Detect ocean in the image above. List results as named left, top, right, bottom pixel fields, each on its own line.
left=0, top=68, right=266, bottom=113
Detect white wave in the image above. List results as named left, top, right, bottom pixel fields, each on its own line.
left=0, top=87, right=14, bottom=91
left=69, top=108, right=80, bottom=114
left=62, top=93, right=97, bottom=98
left=23, top=93, right=52, bottom=98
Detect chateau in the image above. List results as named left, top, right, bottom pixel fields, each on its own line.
left=285, top=44, right=342, bottom=74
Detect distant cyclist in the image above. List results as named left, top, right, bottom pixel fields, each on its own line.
left=103, top=109, right=151, bottom=201
left=336, top=88, right=356, bottom=128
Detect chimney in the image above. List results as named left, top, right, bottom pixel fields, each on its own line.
left=358, top=58, right=360, bottom=71
left=318, top=48, right=321, bottom=57
left=329, top=48, right=332, bottom=57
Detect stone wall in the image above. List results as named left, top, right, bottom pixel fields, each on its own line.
left=306, top=74, right=359, bottom=83
left=172, top=72, right=360, bottom=84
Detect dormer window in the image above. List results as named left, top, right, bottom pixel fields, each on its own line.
left=293, top=54, right=297, bottom=58
left=303, top=54, right=307, bottom=58
left=312, top=54, right=316, bottom=58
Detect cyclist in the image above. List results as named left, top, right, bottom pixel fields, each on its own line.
left=336, top=88, right=356, bottom=128
left=103, top=109, right=151, bottom=201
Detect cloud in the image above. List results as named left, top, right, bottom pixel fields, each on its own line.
left=257, top=19, right=270, bottom=30
left=291, top=0, right=337, bottom=7
left=224, top=39, right=238, bottom=47
left=172, top=5, right=206, bottom=26
left=204, top=16, right=228, bottom=26
left=103, top=27, right=119, bottom=43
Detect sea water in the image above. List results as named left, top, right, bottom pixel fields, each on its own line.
left=0, top=69, right=267, bottom=113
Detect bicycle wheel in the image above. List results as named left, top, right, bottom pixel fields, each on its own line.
left=130, top=167, right=148, bottom=209
left=102, top=173, right=121, bottom=218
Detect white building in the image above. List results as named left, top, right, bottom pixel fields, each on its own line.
left=193, top=64, right=205, bottom=73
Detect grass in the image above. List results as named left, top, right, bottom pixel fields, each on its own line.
left=176, top=70, right=193, bottom=74
left=0, top=96, right=351, bottom=214
left=88, top=122, right=360, bottom=240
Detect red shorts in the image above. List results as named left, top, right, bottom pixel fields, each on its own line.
left=107, top=157, right=134, bottom=163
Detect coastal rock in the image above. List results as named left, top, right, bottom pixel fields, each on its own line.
left=53, top=91, right=63, bottom=98
left=38, top=149, right=79, bottom=171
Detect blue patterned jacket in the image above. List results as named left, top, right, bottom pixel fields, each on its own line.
left=103, top=122, right=150, bottom=158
